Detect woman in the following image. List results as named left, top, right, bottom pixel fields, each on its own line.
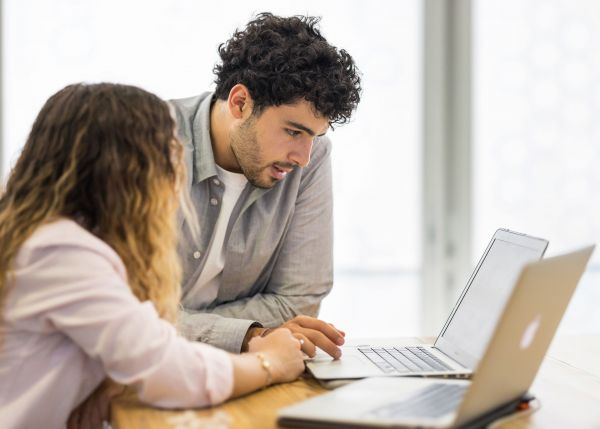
left=0, top=83, right=305, bottom=428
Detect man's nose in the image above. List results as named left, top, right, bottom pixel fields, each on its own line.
left=288, top=137, right=313, bottom=167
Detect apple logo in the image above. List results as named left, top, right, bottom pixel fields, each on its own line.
left=520, top=314, right=542, bottom=349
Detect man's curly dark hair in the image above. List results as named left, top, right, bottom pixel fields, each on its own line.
left=213, top=12, right=361, bottom=126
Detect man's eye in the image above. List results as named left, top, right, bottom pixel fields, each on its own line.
left=286, top=129, right=301, bottom=137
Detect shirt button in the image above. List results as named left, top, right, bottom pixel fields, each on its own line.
left=210, top=197, right=218, bottom=206
left=193, top=251, right=201, bottom=259
left=213, top=178, right=221, bottom=186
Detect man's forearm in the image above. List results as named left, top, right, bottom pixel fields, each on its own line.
left=177, top=308, right=259, bottom=353
left=209, top=289, right=328, bottom=328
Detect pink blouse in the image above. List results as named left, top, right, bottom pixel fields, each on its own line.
left=0, top=219, right=233, bottom=428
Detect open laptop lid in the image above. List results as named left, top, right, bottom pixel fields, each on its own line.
left=434, top=229, right=548, bottom=369
left=454, top=245, right=594, bottom=427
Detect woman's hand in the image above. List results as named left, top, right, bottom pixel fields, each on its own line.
left=248, top=328, right=305, bottom=384
left=230, top=328, right=304, bottom=398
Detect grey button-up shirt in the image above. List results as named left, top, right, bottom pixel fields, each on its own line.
left=170, top=93, right=334, bottom=353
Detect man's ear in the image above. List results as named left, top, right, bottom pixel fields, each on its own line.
left=227, top=84, right=253, bottom=120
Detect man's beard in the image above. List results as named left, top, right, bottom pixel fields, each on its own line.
left=229, top=117, right=274, bottom=189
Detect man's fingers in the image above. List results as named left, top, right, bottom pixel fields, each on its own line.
left=298, top=327, right=341, bottom=359
left=293, top=332, right=316, bottom=357
left=293, top=316, right=345, bottom=345
left=283, top=317, right=346, bottom=358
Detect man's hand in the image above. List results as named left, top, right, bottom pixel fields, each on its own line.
left=67, top=379, right=125, bottom=429
left=241, top=326, right=269, bottom=352
left=280, top=315, right=345, bottom=359
left=242, top=316, right=345, bottom=359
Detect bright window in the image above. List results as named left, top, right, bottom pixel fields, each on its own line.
left=474, top=0, right=600, bottom=333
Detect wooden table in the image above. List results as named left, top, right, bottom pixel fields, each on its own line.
left=112, top=335, right=600, bottom=428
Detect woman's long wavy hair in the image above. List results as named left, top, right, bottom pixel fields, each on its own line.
left=0, top=83, right=188, bottom=323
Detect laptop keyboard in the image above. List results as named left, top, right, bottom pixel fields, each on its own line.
left=358, top=346, right=453, bottom=373
left=368, top=383, right=467, bottom=419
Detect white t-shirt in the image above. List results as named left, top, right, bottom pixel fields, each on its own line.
left=192, top=165, right=248, bottom=306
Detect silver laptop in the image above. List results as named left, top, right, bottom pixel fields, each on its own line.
left=307, top=229, right=548, bottom=380
left=280, top=246, right=594, bottom=428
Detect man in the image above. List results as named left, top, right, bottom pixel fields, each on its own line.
left=171, top=12, right=361, bottom=359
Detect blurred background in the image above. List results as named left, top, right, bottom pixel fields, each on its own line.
left=2, top=0, right=599, bottom=337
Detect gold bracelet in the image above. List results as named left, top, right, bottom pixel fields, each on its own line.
left=255, top=353, right=273, bottom=387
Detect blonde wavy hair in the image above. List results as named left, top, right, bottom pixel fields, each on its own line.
left=0, top=83, right=193, bottom=323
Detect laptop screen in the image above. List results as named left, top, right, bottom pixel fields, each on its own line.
left=435, top=229, right=548, bottom=368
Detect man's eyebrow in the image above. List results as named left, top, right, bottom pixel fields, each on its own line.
left=285, top=121, right=327, bottom=137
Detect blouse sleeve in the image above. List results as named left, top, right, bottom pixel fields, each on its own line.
left=15, top=242, right=234, bottom=408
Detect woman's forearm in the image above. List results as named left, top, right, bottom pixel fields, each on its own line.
left=229, top=353, right=271, bottom=398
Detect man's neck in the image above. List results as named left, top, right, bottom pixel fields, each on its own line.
left=209, top=99, right=240, bottom=172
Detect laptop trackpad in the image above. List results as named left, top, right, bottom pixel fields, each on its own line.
left=307, top=354, right=381, bottom=379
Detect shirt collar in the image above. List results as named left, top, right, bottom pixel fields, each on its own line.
left=189, top=93, right=271, bottom=201
left=192, top=93, right=218, bottom=184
